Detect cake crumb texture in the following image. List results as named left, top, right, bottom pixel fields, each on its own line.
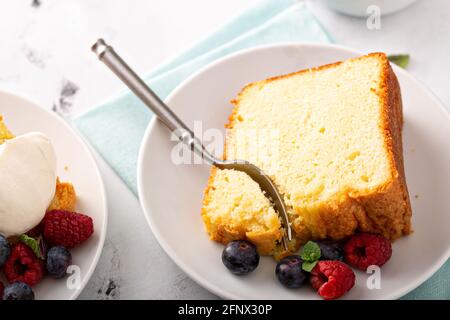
left=47, top=179, right=77, bottom=212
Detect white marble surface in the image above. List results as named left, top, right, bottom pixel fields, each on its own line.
left=0, top=0, right=449, bottom=299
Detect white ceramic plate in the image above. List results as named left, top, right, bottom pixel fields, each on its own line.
left=0, top=91, right=107, bottom=300
left=138, top=43, right=450, bottom=299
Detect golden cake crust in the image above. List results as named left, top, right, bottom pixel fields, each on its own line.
left=202, top=53, right=412, bottom=256
left=47, top=178, right=77, bottom=212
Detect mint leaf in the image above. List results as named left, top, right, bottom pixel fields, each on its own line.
left=388, top=54, right=410, bottom=69
left=301, top=241, right=321, bottom=262
left=18, top=234, right=44, bottom=259
left=302, top=260, right=318, bottom=272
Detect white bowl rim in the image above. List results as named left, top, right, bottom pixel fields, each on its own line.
left=137, top=42, right=450, bottom=300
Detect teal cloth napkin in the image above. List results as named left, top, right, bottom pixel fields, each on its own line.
left=74, top=0, right=449, bottom=300
left=402, top=263, right=450, bottom=299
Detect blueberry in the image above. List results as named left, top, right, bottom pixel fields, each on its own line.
left=46, top=246, right=72, bottom=278
left=3, top=282, right=35, bottom=300
left=222, top=240, right=259, bottom=275
left=0, top=234, right=10, bottom=267
left=275, top=255, right=309, bottom=288
left=317, top=241, right=344, bottom=261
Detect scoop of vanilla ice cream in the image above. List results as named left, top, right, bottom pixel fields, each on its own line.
left=0, top=132, right=57, bottom=237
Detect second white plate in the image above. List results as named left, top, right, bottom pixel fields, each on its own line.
left=0, top=91, right=107, bottom=300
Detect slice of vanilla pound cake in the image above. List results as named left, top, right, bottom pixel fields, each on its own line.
left=201, top=53, right=412, bottom=257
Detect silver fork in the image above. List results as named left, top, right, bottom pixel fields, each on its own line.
left=91, top=39, right=292, bottom=249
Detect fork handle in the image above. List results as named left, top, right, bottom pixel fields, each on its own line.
left=91, top=39, right=218, bottom=165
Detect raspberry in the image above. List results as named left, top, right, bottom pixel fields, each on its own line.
left=0, top=281, right=4, bottom=300
left=310, top=261, right=355, bottom=300
left=43, top=210, right=94, bottom=248
left=3, top=243, right=44, bottom=287
left=344, top=233, right=392, bottom=271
